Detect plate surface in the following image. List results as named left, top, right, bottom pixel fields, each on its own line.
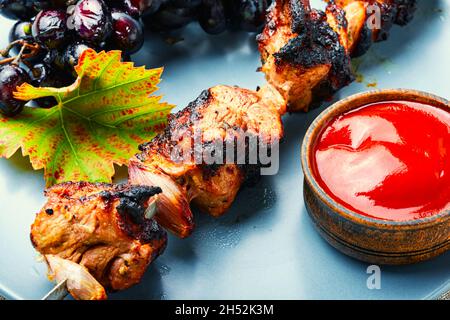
left=0, top=0, right=449, bottom=300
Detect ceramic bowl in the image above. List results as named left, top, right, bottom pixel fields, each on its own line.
left=301, top=89, right=450, bottom=265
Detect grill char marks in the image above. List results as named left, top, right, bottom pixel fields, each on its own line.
left=274, top=8, right=353, bottom=95
left=258, top=0, right=417, bottom=111
left=30, top=182, right=167, bottom=299
left=100, top=185, right=165, bottom=243
left=258, top=0, right=353, bottom=112
left=129, top=85, right=285, bottom=237
left=131, top=0, right=418, bottom=237
left=334, top=0, right=417, bottom=57
left=137, top=90, right=213, bottom=163
left=290, top=0, right=311, bottom=32
left=394, top=0, right=417, bottom=25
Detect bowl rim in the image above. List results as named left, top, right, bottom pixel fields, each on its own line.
left=301, top=88, right=450, bottom=229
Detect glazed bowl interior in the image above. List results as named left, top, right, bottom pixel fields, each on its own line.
left=301, top=89, right=450, bottom=228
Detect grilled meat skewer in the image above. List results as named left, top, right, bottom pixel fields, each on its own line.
left=333, top=0, right=417, bottom=56
left=31, top=0, right=417, bottom=299
left=129, top=84, right=285, bottom=237
left=129, top=0, right=417, bottom=237
left=258, top=0, right=416, bottom=112
left=258, top=0, right=354, bottom=112
left=31, top=182, right=166, bottom=300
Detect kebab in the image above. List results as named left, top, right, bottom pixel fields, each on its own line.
left=30, top=0, right=418, bottom=299
left=128, top=0, right=417, bottom=237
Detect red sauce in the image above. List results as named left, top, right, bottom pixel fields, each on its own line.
left=312, top=101, right=450, bottom=221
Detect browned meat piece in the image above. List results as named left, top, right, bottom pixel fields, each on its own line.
left=130, top=1, right=417, bottom=237
left=257, top=0, right=416, bottom=112
left=339, top=0, right=370, bottom=54
left=129, top=85, right=285, bottom=237
left=332, top=0, right=417, bottom=55
left=257, top=0, right=354, bottom=112
left=31, top=182, right=167, bottom=300
left=334, top=0, right=417, bottom=26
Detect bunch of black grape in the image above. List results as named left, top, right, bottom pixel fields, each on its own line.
left=148, top=0, right=271, bottom=34
left=0, top=0, right=271, bottom=116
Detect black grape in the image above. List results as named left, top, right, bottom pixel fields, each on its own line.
left=67, top=0, right=112, bottom=45
left=29, top=62, right=73, bottom=108
left=130, top=0, right=163, bottom=16
left=0, top=64, right=30, bottom=116
left=32, top=9, right=68, bottom=49
left=60, top=42, right=91, bottom=70
left=9, top=20, right=48, bottom=62
left=110, top=10, right=144, bottom=54
left=29, top=62, right=48, bottom=85
left=170, top=0, right=201, bottom=8
left=9, top=20, right=32, bottom=42
left=42, top=49, right=57, bottom=66
left=107, top=0, right=140, bottom=18
left=54, top=42, right=92, bottom=77
left=0, top=0, right=39, bottom=21
left=232, top=0, right=269, bottom=32
left=145, top=5, right=197, bottom=31
left=198, top=0, right=227, bottom=35
left=33, top=96, right=56, bottom=108
left=34, top=0, right=67, bottom=10
left=107, top=0, right=163, bottom=17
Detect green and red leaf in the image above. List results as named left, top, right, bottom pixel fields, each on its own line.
left=0, top=49, right=173, bottom=186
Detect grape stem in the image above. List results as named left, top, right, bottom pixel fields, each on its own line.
left=0, top=40, right=41, bottom=66
left=12, top=44, right=27, bottom=65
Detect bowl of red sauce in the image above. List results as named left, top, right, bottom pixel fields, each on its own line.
left=301, top=89, right=449, bottom=265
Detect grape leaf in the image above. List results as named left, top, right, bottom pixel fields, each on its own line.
left=0, top=49, right=173, bottom=187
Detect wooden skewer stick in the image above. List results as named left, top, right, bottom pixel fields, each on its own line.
left=41, top=280, right=69, bottom=300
